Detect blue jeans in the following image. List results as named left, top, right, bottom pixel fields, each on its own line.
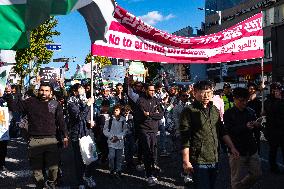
left=192, top=163, right=218, bottom=189
left=108, top=147, right=123, bottom=172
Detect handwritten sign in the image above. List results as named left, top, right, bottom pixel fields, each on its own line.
left=102, top=65, right=126, bottom=84
left=39, top=67, right=64, bottom=83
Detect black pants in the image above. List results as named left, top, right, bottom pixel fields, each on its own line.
left=28, top=137, right=59, bottom=188
left=268, top=132, right=284, bottom=169
left=72, top=141, right=95, bottom=185
left=0, top=140, right=8, bottom=167
left=138, top=132, right=157, bottom=177
left=95, top=134, right=109, bottom=163
left=72, top=141, right=86, bottom=185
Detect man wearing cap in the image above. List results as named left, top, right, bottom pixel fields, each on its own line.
left=222, top=83, right=234, bottom=112
left=97, top=86, right=115, bottom=112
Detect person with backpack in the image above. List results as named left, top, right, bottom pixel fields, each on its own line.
left=93, top=99, right=111, bottom=164
left=103, top=104, right=127, bottom=178
left=123, top=105, right=136, bottom=169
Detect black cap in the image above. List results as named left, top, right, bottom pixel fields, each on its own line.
left=155, top=82, right=163, bottom=88
left=270, top=82, right=282, bottom=90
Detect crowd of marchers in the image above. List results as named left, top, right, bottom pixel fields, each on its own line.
left=0, top=76, right=284, bottom=189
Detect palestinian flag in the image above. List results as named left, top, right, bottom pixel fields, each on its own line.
left=0, top=0, right=116, bottom=50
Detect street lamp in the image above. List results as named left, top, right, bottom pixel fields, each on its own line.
left=198, top=7, right=223, bottom=82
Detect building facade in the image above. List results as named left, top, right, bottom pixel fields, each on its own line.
left=205, top=0, right=283, bottom=83
left=206, top=0, right=250, bottom=15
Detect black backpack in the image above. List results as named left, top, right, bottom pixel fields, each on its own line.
left=108, top=117, right=125, bottom=132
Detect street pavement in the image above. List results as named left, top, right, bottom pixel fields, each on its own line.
left=1, top=137, right=284, bottom=189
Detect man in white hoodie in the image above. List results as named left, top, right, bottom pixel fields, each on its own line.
left=103, top=104, right=127, bottom=178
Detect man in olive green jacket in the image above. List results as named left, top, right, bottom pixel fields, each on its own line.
left=179, top=81, right=238, bottom=189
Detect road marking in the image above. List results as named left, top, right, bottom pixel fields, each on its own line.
left=96, top=168, right=181, bottom=189
left=0, top=170, right=32, bottom=178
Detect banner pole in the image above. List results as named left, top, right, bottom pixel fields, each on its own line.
left=261, top=58, right=265, bottom=113
left=90, top=55, right=94, bottom=126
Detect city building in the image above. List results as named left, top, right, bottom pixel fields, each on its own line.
left=204, top=0, right=283, bottom=83
left=206, top=0, right=250, bottom=15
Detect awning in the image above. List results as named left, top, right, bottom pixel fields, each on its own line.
left=236, top=64, right=272, bottom=76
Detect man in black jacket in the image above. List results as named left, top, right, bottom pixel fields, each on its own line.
left=136, top=83, right=164, bottom=186
left=8, top=83, right=68, bottom=188
left=224, top=87, right=262, bottom=189
left=264, top=83, right=284, bottom=173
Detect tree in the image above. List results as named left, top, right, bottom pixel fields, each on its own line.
left=84, top=52, right=111, bottom=67
left=15, top=16, right=60, bottom=85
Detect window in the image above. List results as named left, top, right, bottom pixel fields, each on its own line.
left=265, top=41, right=272, bottom=59
left=264, top=7, right=275, bottom=27
left=278, top=4, right=284, bottom=23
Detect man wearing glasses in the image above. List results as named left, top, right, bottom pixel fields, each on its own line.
left=180, top=80, right=237, bottom=189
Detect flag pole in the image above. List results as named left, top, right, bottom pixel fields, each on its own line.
left=261, top=57, right=265, bottom=113
left=90, top=55, right=94, bottom=125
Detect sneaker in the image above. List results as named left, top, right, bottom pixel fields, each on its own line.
left=78, top=185, right=86, bottom=189
left=154, top=164, right=162, bottom=173
left=147, top=176, right=158, bottom=186
left=44, top=180, right=56, bottom=189
left=136, top=164, right=145, bottom=171
left=109, top=170, right=115, bottom=178
left=83, top=176, right=96, bottom=188
left=0, top=166, right=8, bottom=172
left=114, top=171, right=122, bottom=179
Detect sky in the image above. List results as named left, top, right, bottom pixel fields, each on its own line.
left=45, top=0, right=205, bottom=78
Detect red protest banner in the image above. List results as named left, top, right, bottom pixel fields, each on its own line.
left=92, top=6, right=264, bottom=63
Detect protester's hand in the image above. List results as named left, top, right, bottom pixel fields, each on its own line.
left=230, top=147, right=240, bottom=158
left=87, top=97, right=95, bottom=106
left=144, top=111, right=150, bottom=116
left=63, top=137, right=69, bottom=148
left=88, top=120, right=95, bottom=128
left=111, top=136, right=119, bottom=143
left=59, top=78, right=65, bottom=88
left=183, top=161, right=194, bottom=174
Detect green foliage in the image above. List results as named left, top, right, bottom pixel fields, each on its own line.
left=85, top=52, right=92, bottom=64
left=15, top=17, right=60, bottom=79
left=84, top=52, right=111, bottom=67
